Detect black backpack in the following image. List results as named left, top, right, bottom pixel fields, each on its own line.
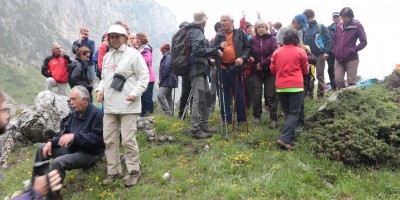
left=171, top=23, right=198, bottom=76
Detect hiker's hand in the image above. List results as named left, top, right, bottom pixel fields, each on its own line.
left=220, top=42, right=227, bottom=49
left=235, top=58, right=243, bottom=66
left=210, top=59, right=216, bottom=66
left=256, top=10, right=261, bottom=18
left=256, top=63, right=262, bottom=71
left=126, top=95, right=136, bottom=101
left=157, top=81, right=160, bottom=86
left=42, top=142, right=52, bottom=159
left=323, top=53, right=329, bottom=59
left=248, top=57, right=254, bottom=63
left=58, top=133, right=74, bottom=147
left=218, top=50, right=223, bottom=57
left=96, top=91, right=103, bottom=103
left=33, top=170, right=62, bottom=197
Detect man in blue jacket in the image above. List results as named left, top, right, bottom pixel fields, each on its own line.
left=33, top=85, right=104, bottom=183
left=72, top=27, right=96, bottom=85
left=302, top=9, right=331, bottom=101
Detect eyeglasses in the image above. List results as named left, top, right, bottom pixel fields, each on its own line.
left=109, top=34, right=123, bottom=40
left=1, top=108, right=11, bottom=115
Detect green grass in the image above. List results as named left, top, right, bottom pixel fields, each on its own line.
left=0, top=64, right=45, bottom=104
left=1, top=88, right=400, bottom=199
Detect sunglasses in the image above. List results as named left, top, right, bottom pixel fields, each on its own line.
left=109, top=34, right=123, bottom=39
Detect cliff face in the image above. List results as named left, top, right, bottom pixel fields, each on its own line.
left=0, top=0, right=177, bottom=103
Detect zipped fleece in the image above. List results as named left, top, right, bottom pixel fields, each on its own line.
left=97, top=44, right=149, bottom=114
left=249, top=33, right=278, bottom=77
left=333, top=19, right=367, bottom=62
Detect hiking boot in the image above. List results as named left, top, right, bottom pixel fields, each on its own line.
left=276, top=139, right=295, bottom=151
left=125, top=171, right=141, bottom=188
left=102, top=173, right=125, bottom=185
left=253, top=117, right=261, bottom=124
left=201, top=126, right=217, bottom=133
left=270, top=121, right=277, bottom=129
left=189, top=130, right=212, bottom=139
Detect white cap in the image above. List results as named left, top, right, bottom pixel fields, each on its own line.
left=107, top=24, right=128, bottom=38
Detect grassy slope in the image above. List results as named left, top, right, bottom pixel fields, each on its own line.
left=1, top=86, right=400, bottom=199
left=0, top=65, right=45, bottom=105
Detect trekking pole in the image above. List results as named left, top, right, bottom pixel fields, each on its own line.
left=181, top=89, right=192, bottom=121
left=216, top=57, right=229, bottom=139
left=172, top=88, right=175, bottom=116
left=232, top=71, right=239, bottom=132
left=240, top=70, right=249, bottom=133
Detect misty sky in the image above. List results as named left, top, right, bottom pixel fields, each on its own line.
left=156, top=0, right=399, bottom=80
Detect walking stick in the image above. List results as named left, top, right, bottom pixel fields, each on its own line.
left=181, top=89, right=192, bottom=121
left=216, top=57, right=229, bottom=138
left=172, top=87, right=175, bottom=116
left=240, top=70, right=249, bottom=133
left=232, top=72, right=239, bottom=132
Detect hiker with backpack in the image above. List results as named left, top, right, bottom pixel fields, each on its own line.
left=173, top=11, right=223, bottom=139
left=41, top=42, right=72, bottom=96
left=302, top=9, right=332, bottom=101
left=67, top=46, right=93, bottom=102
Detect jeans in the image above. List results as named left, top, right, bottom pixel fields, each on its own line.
left=278, top=92, right=303, bottom=143
left=220, top=69, right=246, bottom=123
left=141, top=82, right=154, bottom=117
left=157, top=86, right=174, bottom=116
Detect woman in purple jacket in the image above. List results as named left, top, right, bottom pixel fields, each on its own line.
left=333, top=7, right=367, bottom=89
left=249, top=19, right=279, bottom=128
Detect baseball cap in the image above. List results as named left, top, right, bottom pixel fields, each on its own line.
left=294, top=14, right=309, bottom=29
left=332, top=12, right=340, bottom=17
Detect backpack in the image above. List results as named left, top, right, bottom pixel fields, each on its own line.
left=170, top=24, right=198, bottom=76
left=315, top=23, right=324, bottom=51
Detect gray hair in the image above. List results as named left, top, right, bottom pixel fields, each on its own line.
left=221, top=13, right=234, bottom=22
left=52, top=42, right=60, bottom=50
left=71, top=86, right=90, bottom=99
left=254, top=19, right=271, bottom=35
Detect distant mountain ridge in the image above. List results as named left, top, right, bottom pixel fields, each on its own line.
left=0, top=0, right=177, bottom=104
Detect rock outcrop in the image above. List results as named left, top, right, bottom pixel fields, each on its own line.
left=0, top=91, right=69, bottom=169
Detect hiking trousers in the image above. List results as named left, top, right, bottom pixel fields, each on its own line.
left=45, top=77, right=67, bottom=96
left=335, top=59, right=359, bottom=90
left=190, top=74, right=211, bottom=132
left=103, top=113, right=141, bottom=175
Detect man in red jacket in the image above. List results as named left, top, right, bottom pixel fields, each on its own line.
left=41, top=43, right=72, bottom=95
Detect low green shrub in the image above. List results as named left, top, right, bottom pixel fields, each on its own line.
left=307, top=86, right=400, bottom=167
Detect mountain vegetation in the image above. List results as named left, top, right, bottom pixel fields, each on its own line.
left=0, top=0, right=177, bottom=103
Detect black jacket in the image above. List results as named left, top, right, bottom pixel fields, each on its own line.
left=50, top=103, right=104, bottom=155
left=188, top=23, right=219, bottom=78
left=212, top=28, right=251, bottom=67
left=68, top=58, right=90, bottom=89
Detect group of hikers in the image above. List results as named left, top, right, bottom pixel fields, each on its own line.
left=5, top=6, right=366, bottom=199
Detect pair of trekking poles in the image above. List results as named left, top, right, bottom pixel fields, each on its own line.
left=181, top=57, right=249, bottom=139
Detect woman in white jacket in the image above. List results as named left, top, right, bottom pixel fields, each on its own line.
left=96, top=24, right=149, bottom=188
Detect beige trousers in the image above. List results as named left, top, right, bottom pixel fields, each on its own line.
left=45, top=77, right=67, bottom=95
left=103, top=113, right=140, bottom=175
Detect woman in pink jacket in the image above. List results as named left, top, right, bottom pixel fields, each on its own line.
left=137, top=32, right=156, bottom=117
